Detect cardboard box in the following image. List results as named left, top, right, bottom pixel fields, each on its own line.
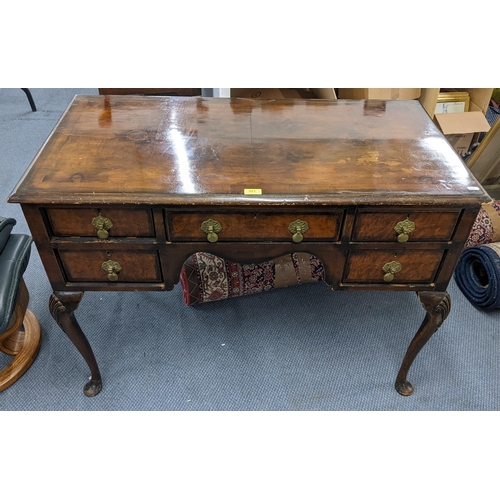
left=420, top=88, right=493, bottom=119
left=98, top=88, right=201, bottom=96
left=419, top=88, right=440, bottom=118
left=434, top=111, right=491, bottom=155
left=338, top=88, right=421, bottom=100
left=310, top=88, right=337, bottom=99
left=460, top=88, right=493, bottom=113
left=232, top=88, right=286, bottom=99
left=230, top=88, right=333, bottom=99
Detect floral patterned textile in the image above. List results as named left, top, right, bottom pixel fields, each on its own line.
left=179, top=252, right=324, bottom=306
left=464, top=201, right=500, bottom=248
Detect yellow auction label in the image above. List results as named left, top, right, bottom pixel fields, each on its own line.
left=244, top=188, right=262, bottom=195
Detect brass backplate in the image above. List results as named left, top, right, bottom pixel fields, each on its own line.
left=101, top=259, right=122, bottom=281
left=394, top=218, right=415, bottom=243
left=201, top=219, right=222, bottom=243
left=92, top=215, right=113, bottom=239
left=382, top=260, right=402, bottom=282
left=288, top=219, right=309, bottom=243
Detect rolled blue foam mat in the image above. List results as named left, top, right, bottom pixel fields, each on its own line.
left=454, top=243, right=500, bottom=309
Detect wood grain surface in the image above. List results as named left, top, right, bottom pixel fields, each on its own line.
left=9, top=95, right=490, bottom=206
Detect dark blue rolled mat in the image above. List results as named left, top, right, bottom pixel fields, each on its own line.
left=454, top=243, right=500, bottom=309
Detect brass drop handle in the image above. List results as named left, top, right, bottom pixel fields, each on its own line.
left=101, top=260, right=122, bottom=281
left=201, top=219, right=222, bottom=243
left=394, top=217, right=415, bottom=243
left=382, top=261, right=402, bottom=282
left=288, top=219, right=309, bottom=243
left=92, top=215, right=113, bottom=239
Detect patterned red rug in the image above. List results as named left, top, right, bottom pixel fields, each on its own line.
left=180, top=252, right=324, bottom=306
left=465, top=200, right=500, bottom=248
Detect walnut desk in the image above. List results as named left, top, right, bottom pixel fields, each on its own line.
left=8, top=95, right=491, bottom=397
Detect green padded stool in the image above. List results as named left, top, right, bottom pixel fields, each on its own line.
left=0, top=216, right=41, bottom=391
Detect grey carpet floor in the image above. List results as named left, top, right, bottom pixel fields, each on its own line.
left=1, top=88, right=499, bottom=411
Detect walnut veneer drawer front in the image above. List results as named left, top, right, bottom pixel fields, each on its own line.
left=352, top=211, right=461, bottom=242
left=57, top=249, right=162, bottom=282
left=343, top=250, right=445, bottom=284
left=46, top=208, right=155, bottom=238
left=167, top=212, right=343, bottom=242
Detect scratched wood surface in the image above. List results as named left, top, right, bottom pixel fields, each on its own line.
left=9, top=95, right=490, bottom=206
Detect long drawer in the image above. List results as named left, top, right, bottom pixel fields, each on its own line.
left=166, top=211, right=343, bottom=243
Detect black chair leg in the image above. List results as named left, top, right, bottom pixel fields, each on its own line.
left=20, top=89, right=36, bottom=112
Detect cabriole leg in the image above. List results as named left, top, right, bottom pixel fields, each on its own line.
left=49, top=291, right=102, bottom=396
left=395, top=291, right=451, bottom=396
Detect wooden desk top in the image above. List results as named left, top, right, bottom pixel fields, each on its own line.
left=9, top=95, right=489, bottom=206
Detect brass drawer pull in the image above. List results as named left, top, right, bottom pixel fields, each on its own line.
left=394, top=217, right=415, bottom=243
left=288, top=219, right=309, bottom=243
left=201, top=219, right=222, bottom=243
left=92, top=215, right=113, bottom=239
left=101, top=260, right=122, bottom=281
left=383, top=261, right=402, bottom=282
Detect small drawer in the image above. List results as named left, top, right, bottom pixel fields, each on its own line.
left=46, top=208, right=155, bottom=238
left=352, top=211, right=461, bottom=243
left=167, top=211, right=343, bottom=243
left=343, top=249, right=445, bottom=284
left=58, top=249, right=162, bottom=282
